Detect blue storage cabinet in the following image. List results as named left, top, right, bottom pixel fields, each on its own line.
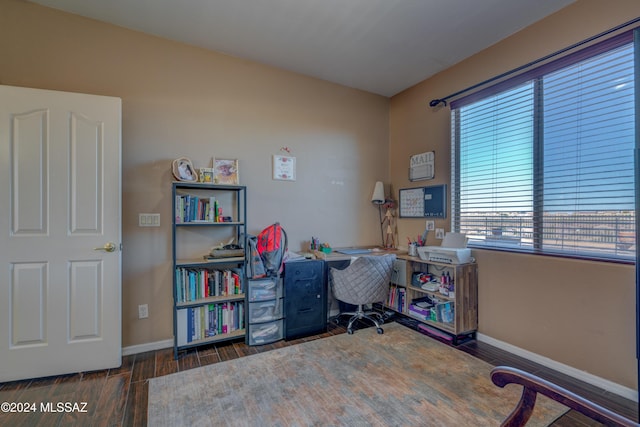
left=284, top=259, right=326, bottom=340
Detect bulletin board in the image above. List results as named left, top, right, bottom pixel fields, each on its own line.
left=399, top=184, right=447, bottom=218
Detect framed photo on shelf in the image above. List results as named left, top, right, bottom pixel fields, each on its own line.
left=213, top=158, right=239, bottom=185
left=272, top=155, right=296, bottom=181
left=172, top=157, right=198, bottom=182
left=198, top=167, right=214, bottom=183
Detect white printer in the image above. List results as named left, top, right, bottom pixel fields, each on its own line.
left=416, top=232, right=472, bottom=264
left=416, top=246, right=471, bottom=264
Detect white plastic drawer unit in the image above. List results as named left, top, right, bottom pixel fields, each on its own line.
left=248, top=319, right=284, bottom=345
left=247, top=278, right=282, bottom=302
left=248, top=299, right=283, bottom=323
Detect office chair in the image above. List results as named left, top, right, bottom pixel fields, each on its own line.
left=330, top=254, right=396, bottom=334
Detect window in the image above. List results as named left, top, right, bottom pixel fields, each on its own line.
left=451, top=31, right=635, bottom=261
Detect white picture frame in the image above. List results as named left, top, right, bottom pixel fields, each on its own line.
left=213, top=158, right=239, bottom=185
left=198, top=167, right=215, bottom=183
left=273, top=155, right=296, bottom=181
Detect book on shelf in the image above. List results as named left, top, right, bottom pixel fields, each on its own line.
left=175, top=267, right=244, bottom=303
left=386, top=285, right=405, bottom=312
left=408, top=303, right=431, bottom=321
left=175, top=194, right=228, bottom=223
left=436, top=301, right=454, bottom=323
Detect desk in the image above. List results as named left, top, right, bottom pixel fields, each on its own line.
left=313, top=247, right=403, bottom=261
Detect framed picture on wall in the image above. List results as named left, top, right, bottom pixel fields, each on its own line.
left=272, top=155, right=296, bottom=181
left=213, top=158, right=239, bottom=185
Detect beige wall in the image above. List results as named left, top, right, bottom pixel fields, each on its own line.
left=0, top=0, right=389, bottom=347
left=1, top=0, right=638, bottom=394
left=390, top=0, right=640, bottom=390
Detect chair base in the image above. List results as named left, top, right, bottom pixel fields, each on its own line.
left=335, top=304, right=385, bottom=334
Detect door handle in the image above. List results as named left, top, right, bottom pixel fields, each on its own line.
left=94, top=242, right=116, bottom=252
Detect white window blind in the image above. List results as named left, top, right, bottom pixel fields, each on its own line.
left=451, top=34, right=635, bottom=261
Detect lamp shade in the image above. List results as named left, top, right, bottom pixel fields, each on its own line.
left=371, top=181, right=385, bottom=204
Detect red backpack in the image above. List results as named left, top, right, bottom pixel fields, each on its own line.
left=255, top=223, right=287, bottom=277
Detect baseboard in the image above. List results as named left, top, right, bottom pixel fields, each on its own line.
left=477, top=333, right=638, bottom=402
left=122, top=339, right=173, bottom=356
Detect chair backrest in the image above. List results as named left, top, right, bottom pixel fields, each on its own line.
left=330, top=254, right=396, bottom=305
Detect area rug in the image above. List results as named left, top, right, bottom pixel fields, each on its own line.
left=148, top=323, right=567, bottom=426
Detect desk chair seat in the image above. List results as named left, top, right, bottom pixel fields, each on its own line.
left=330, top=254, right=396, bottom=334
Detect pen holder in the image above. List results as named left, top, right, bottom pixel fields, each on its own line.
left=408, top=243, right=417, bottom=257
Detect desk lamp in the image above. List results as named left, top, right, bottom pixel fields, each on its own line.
left=371, top=181, right=386, bottom=247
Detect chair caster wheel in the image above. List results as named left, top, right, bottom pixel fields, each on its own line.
left=377, top=328, right=384, bottom=334
left=333, top=318, right=340, bottom=325
left=347, top=329, right=354, bottom=334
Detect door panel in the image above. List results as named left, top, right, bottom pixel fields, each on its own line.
left=11, top=262, right=47, bottom=347
left=70, top=111, right=102, bottom=233
left=11, top=109, right=48, bottom=235
left=69, top=260, right=102, bottom=341
left=0, top=85, right=122, bottom=381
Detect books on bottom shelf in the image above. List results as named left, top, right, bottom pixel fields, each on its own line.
left=176, top=301, right=244, bottom=346
left=387, top=285, right=406, bottom=312
left=409, top=297, right=454, bottom=324
left=408, top=303, right=431, bottom=321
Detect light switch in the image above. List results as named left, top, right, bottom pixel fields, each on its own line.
left=139, top=213, right=160, bottom=227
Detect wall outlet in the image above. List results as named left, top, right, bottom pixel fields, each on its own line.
left=138, top=304, right=149, bottom=319
left=435, top=228, right=445, bottom=239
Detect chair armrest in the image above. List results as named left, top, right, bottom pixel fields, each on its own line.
left=490, top=366, right=638, bottom=427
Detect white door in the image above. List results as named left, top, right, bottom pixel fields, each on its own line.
left=0, top=85, right=122, bottom=381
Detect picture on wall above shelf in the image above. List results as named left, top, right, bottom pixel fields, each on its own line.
left=213, top=158, right=239, bottom=185
left=273, top=155, right=296, bottom=181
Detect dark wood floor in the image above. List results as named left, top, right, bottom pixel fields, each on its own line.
left=0, top=319, right=637, bottom=427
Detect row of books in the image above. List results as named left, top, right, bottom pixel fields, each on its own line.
left=175, top=268, right=242, bottom=303
left=177, top=302, right=244, bottom=345
left=387, top=285, right=406, bottom=312
left=409, top=300, right=454, bottom=324
left=175, top=194, right=225, bottom=223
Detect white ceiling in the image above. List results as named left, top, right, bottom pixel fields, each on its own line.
left=30, top=0, right=575, bottom=97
